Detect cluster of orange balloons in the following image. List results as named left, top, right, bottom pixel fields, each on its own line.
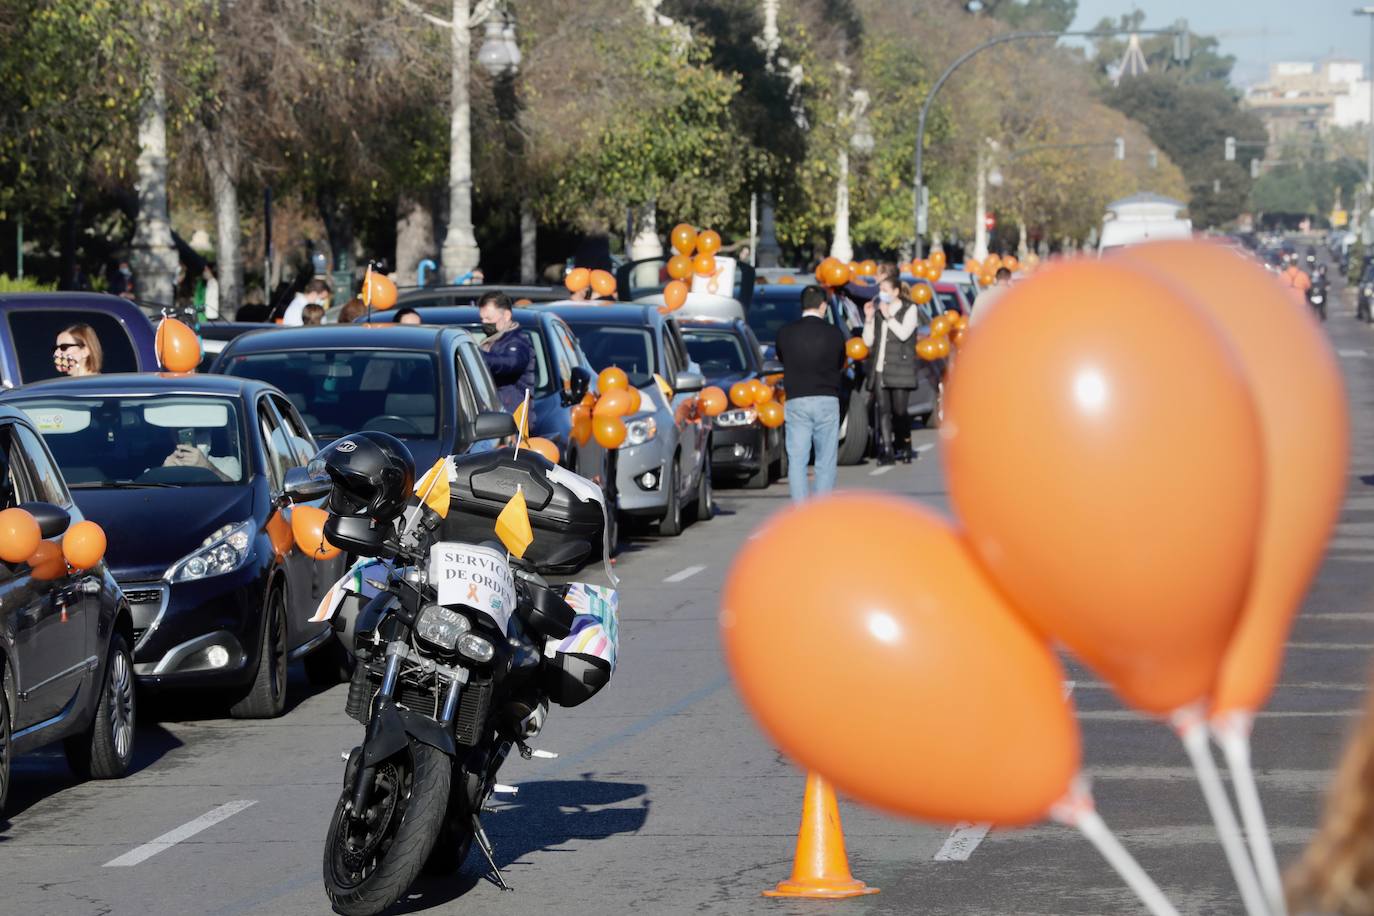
left=701, top=378, right=783, bottom=428
left=916, top=310, right=968, bottom=360
left=0, top=507, right=108, bottom=577
left=567, top=367, right=643, bottom=449
left=156, top=317, right=201, bottom=373
left=721, top=239, right=1348, bottom=829
left=906, top=248, right=947, bottom=280
left=564, top=267, right=618, bottom=299
left=814, top=257, right=852, bottom=289
left=965, top=252, right=1020, bottom=287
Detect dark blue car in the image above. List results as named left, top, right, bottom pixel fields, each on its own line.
left=0, top=374, right=347, bottom=718
left=0, top=293, right=159, bottom=388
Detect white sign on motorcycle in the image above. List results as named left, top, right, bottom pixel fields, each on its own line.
left=429, top=542, right=517, bottom=633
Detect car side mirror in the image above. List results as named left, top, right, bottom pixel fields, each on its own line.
left=282, top=466, right=332, bottom=505
left=564, top=366, right=592, bottom=406
left=674, top=371, right=706, bottom=394
left=760, top=358, right=784, bottom=375
left=473, top=411, right=518, bottom=442
left=20, top=501, right=69, bottom=539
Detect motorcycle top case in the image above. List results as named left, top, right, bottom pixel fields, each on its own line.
left=542, top=582, right=619, bottom=708
left=443, top=448, right=606, bottom=575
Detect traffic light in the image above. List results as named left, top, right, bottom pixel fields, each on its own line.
left=984, top=212, right=996, bottom=231
left=1224, top=137, right=1236, bottom=162
left=1173, top=20, right=1191, bottom=63
left=1114, top=137, right=1125, bottom=161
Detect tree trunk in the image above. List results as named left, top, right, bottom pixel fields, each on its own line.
left=439, top=0, right=480, bottom=280
left=519, top=199, right=537, bottom=285
left=131, top=50, right=178, bottom=309
left=316, top=187, right=355, bottom=282
left=396, top=194, right=437, bottom=286
left=197, top=125, right=243, bottom=319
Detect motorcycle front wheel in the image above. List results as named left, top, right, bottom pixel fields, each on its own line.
left=323, top=739, right=451, bottom=916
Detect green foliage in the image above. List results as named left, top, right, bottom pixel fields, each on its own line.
left=979, top=0, right=1078, bottom=32
left=1251, top=154, right=1365, bottom=219
left=0, top=274, right=57, bottom=292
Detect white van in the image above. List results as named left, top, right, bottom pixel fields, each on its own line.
left=1098, top=193, right=1192, bottom=253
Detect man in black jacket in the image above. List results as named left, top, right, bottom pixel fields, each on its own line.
left=776, top=285, right=848, bottom=503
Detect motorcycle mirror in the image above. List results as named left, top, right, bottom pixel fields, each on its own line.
left=564, top=367, right=592, bottom=406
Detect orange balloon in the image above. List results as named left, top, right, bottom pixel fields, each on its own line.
left=950, top=328, right=966, bottom=348
left=514, top=297, right=533, bottom=306
left=1003, top=255, right=1020, bottom=272
left=290, top=505, right=341, bottom=561
left=598, top=366, right=629, bottom=392
left=954, top=314, right=969, bottom=331
left=589, top=270, right=617, bottom=297
left=729, top=381, right=755, bottom=408
left=845, top=337, right=869, bottom=361
left=858, top=259, right=877, bottom=277
left=564, top=267, right=591, bottom=293
left=571, top=411, right=593, bottom=446
left=776, top=275, right=796, bottom=285
left=933, top=336, right=951, bottom=358
left=593, top=388, right=632, bottom=417
left=26, top=539, right=66, bottom=581
left=699, top=386, right=728, bottom=416
left=671, top=223, right=697, bottom=256
left=0, top=508, right=39, bottom=564
left=361, top=272, right=398, bottom=310
left=820, top=258, right=851, bottom=288
left=984, top=254, right=1002, bottom=272
left=942, top=258, right=1262, bottom=715
left=754, top=384, right=775, bottom=404
left=156, top=317, right=202, bottom=373
left=757, top=400, right=785, bottom=428
left=697, top=229, right=722, bottom=257
left=624, top=386, right=643, bottom=414
left=916, top=338, right=940, bottom=360
left=930, top=250, right=948, bottom=271
left=266, top=509, right=293, bottom=560
left=528, top=436, right=560, bottom=464
left=746, top=378, right=765, bottom=400
left=931, top=314, right=953, bottom=337
left=693, top=253, right=716, bottom=277
left=912, top=284, right=933, bottom=305
left=721, top=494, right=1080, bottom=825
left=62, top=519, right=107, bottom=570
left=1116, top=241, right=1350, bottom=720
left=593, top=415, right=627, bottom=449
left=964, top=259, right=981, bottom=276
left=663, top=280, right=688, bottom=312
left=978, top=272, right=995, bottom=287
left=666, top=255, right=693, bottom=281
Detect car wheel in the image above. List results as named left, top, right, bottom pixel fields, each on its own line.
left=66, top=632, right=136, bottom=780
left=231, top=587, right=289, bottom=719
left=691, top=452, right=714, bottom=521
left=0, top=664, right=11, bottom=815
left=836, top=389, right=869, bottom=466
left=304, top=634, right=353, bottom=687
left=774, top=438, right=789, bottom=480
left=658, top=460, right=684, bottom=537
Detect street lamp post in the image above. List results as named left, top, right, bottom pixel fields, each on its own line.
left=1356, top=8, right=1374, bottom=239
left=830, top=72, right=875, bottom=264
left=911, top=23, right=1187, bottom=257
left=475, top=9, right=527, bottom=281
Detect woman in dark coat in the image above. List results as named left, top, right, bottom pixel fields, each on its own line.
left=861, top=274, right=919, bottom=465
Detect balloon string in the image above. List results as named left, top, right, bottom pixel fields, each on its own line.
left=1213, top=713, right=1287, bottom=916
left=1052, top=777, right=1180, bottom=916
left=1172, top=709, right=1271, bottom=916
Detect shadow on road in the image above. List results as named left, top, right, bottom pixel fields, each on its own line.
left=0, top=720, right=184, bottom=835
left=388, top=776, right=649, bottom=914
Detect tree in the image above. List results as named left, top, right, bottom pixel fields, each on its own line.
left=978, top=0, right=1077, bottom=32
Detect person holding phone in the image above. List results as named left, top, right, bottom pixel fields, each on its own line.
left=163, top=428, right=239, bottom=481
left=862, top=273, right=919, bottom=465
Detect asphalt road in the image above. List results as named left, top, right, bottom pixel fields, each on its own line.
left=2, top=274, right=1371, bottom=916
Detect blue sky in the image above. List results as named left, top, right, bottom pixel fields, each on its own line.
left=1068, top=0, right=1363, bottom=86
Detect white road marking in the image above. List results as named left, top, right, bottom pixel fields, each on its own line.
left=914, top=443, right=935, bottom=453
left=663, top=565, right=705, bottom=583
left=103, top=800, right=257, bottom=867
left=935, top=681, right=1075, bottom=862
left=1338, top=349, right=1368, bottom=358
left=869, top=466, right=893, bottom=476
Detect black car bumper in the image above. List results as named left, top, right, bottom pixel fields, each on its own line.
left=712, top=424, right=769, bottom=475
left=123, top=563, right=268, bottom=689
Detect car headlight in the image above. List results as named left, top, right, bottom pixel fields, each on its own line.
left=716, top=408, right=757, bottom=428
left=166, top=520, right=254, bottom=582
left=625, top=416, right=657, bottom=446
left=458, top=633, right=494, bottom=663
left=416, top=604, right=471, bottom=650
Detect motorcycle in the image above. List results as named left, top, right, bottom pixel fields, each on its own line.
left=285, top=430, right=618, bottom=916
left=1308, top=281, right=1328, bottom=321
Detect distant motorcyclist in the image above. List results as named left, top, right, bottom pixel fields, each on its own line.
left=1280, top=255, right=1311, bottom=305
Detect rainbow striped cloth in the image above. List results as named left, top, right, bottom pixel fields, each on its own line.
left=556, top=582, right=620, bottom=671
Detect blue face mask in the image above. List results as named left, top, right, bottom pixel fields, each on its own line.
left=878, top=291, right=895, bottom=304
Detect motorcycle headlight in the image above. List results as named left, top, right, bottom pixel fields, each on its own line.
left=1312, top=295, right=1324, bottom=304
left=166, top=520, right=254, bottom=582
left=458, top=633, right=495, bottom=663
left=625, top=416, right=657, bottom=446
left=416, top=605, right=471, bottom=650
left=716, top=408, right=757, bottom=428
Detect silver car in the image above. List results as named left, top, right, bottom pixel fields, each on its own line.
left=548, top=304, right=712, bottom=536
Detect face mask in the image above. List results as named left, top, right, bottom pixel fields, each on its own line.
left=481, top=322, right=499, bottom=336
left=878, top=291, right=895, bottom=304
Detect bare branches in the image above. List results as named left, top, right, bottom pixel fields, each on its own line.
left=397, top=0, right=452, bottom=30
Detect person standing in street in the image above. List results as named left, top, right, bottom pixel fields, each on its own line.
left=776, top=285, right=847, bottom=503
left=281, top=278, right=331, bottom=326
left=862, top=274, right=919, bottom=465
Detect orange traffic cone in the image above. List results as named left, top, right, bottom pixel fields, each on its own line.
left=764, top=772, right=880, bottom=899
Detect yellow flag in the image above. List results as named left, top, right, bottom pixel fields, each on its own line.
left=512, top=399, right=530, bottom=443
left=653, top=373, right=674, bottom=401
left=413, top=456, right=452, bottom=519
left=494, top=487, right=533, bottom=558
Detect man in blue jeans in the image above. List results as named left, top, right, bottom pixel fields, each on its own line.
left=776, top=285, right=848, bottom=503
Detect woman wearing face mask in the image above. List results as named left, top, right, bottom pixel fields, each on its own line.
left=861, top=271, right=919, bottom=465
left=54, top=324, right=103, bottom=377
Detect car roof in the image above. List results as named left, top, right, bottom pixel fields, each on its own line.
left=371, top=306, right=556, bottom=328
left=396, top=285, right=567, bottom=306
left=0, top=291, right=149, bottom=311
left=677, top=316, right=747, bottom=333
left=218, top=324, right=464, bottom=354
left=0, top=371, right=271, bottom=399
left=544, top=303, right=665, bottom=328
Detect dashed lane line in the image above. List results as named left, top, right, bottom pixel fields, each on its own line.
left=1338, top=349, right=1368, bottom=358
left=869, top=466, right=893, bottom=476
left=664, top=565, right=706, bottom=583
left=103, top=800, right=257, bottom=867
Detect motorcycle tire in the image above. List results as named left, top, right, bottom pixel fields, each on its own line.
left=323, top=739, right=451, bottom=916
left=422, top=790, right=475, bottom=876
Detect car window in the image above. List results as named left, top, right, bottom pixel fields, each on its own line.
left=460, top=324, right=553, bottom=396
left=661, top=328, right=683, bottom=381
left=456, top=339, right=501, bottom=413
left=7, top=309, right=141, bottom=383
left=223, top=350, right=440, bottom=440
left=268, top=394, right=317, bottom=465
left=12, top=424, right=70, bottom=507
left=548, top=323, right=576, bottom=389
left=13, top=394, right=246, bottom=487
left=257, top=401, right=292, bottom=490
left=0, top=424, right=36, bottom=509
left=682, top=329, right=749, bottom=376
left=563, top=324, right=656, bottom=389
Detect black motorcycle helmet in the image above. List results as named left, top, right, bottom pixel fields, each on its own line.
left=309, top=431, right=416, bottom=555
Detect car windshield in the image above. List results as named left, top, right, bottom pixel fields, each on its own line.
left=222, top=350, right=439, bottom=440
left=561, top=323, right=656, bottom=389
left=457, top=324, right=554, bottom=395
left=746, top=293, right=803, bottom=345
left=937, top=292, right=962, bottom=313
left=682, top=329, right=749, bottom=376
left=12, top=394, right=245, bottom=487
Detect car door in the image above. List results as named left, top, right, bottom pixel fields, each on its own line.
left=658, top=323, right=698, bottom=498
left=256, top=396, right=322, bottom=650
left=0, top=421, right=90, bottom=729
